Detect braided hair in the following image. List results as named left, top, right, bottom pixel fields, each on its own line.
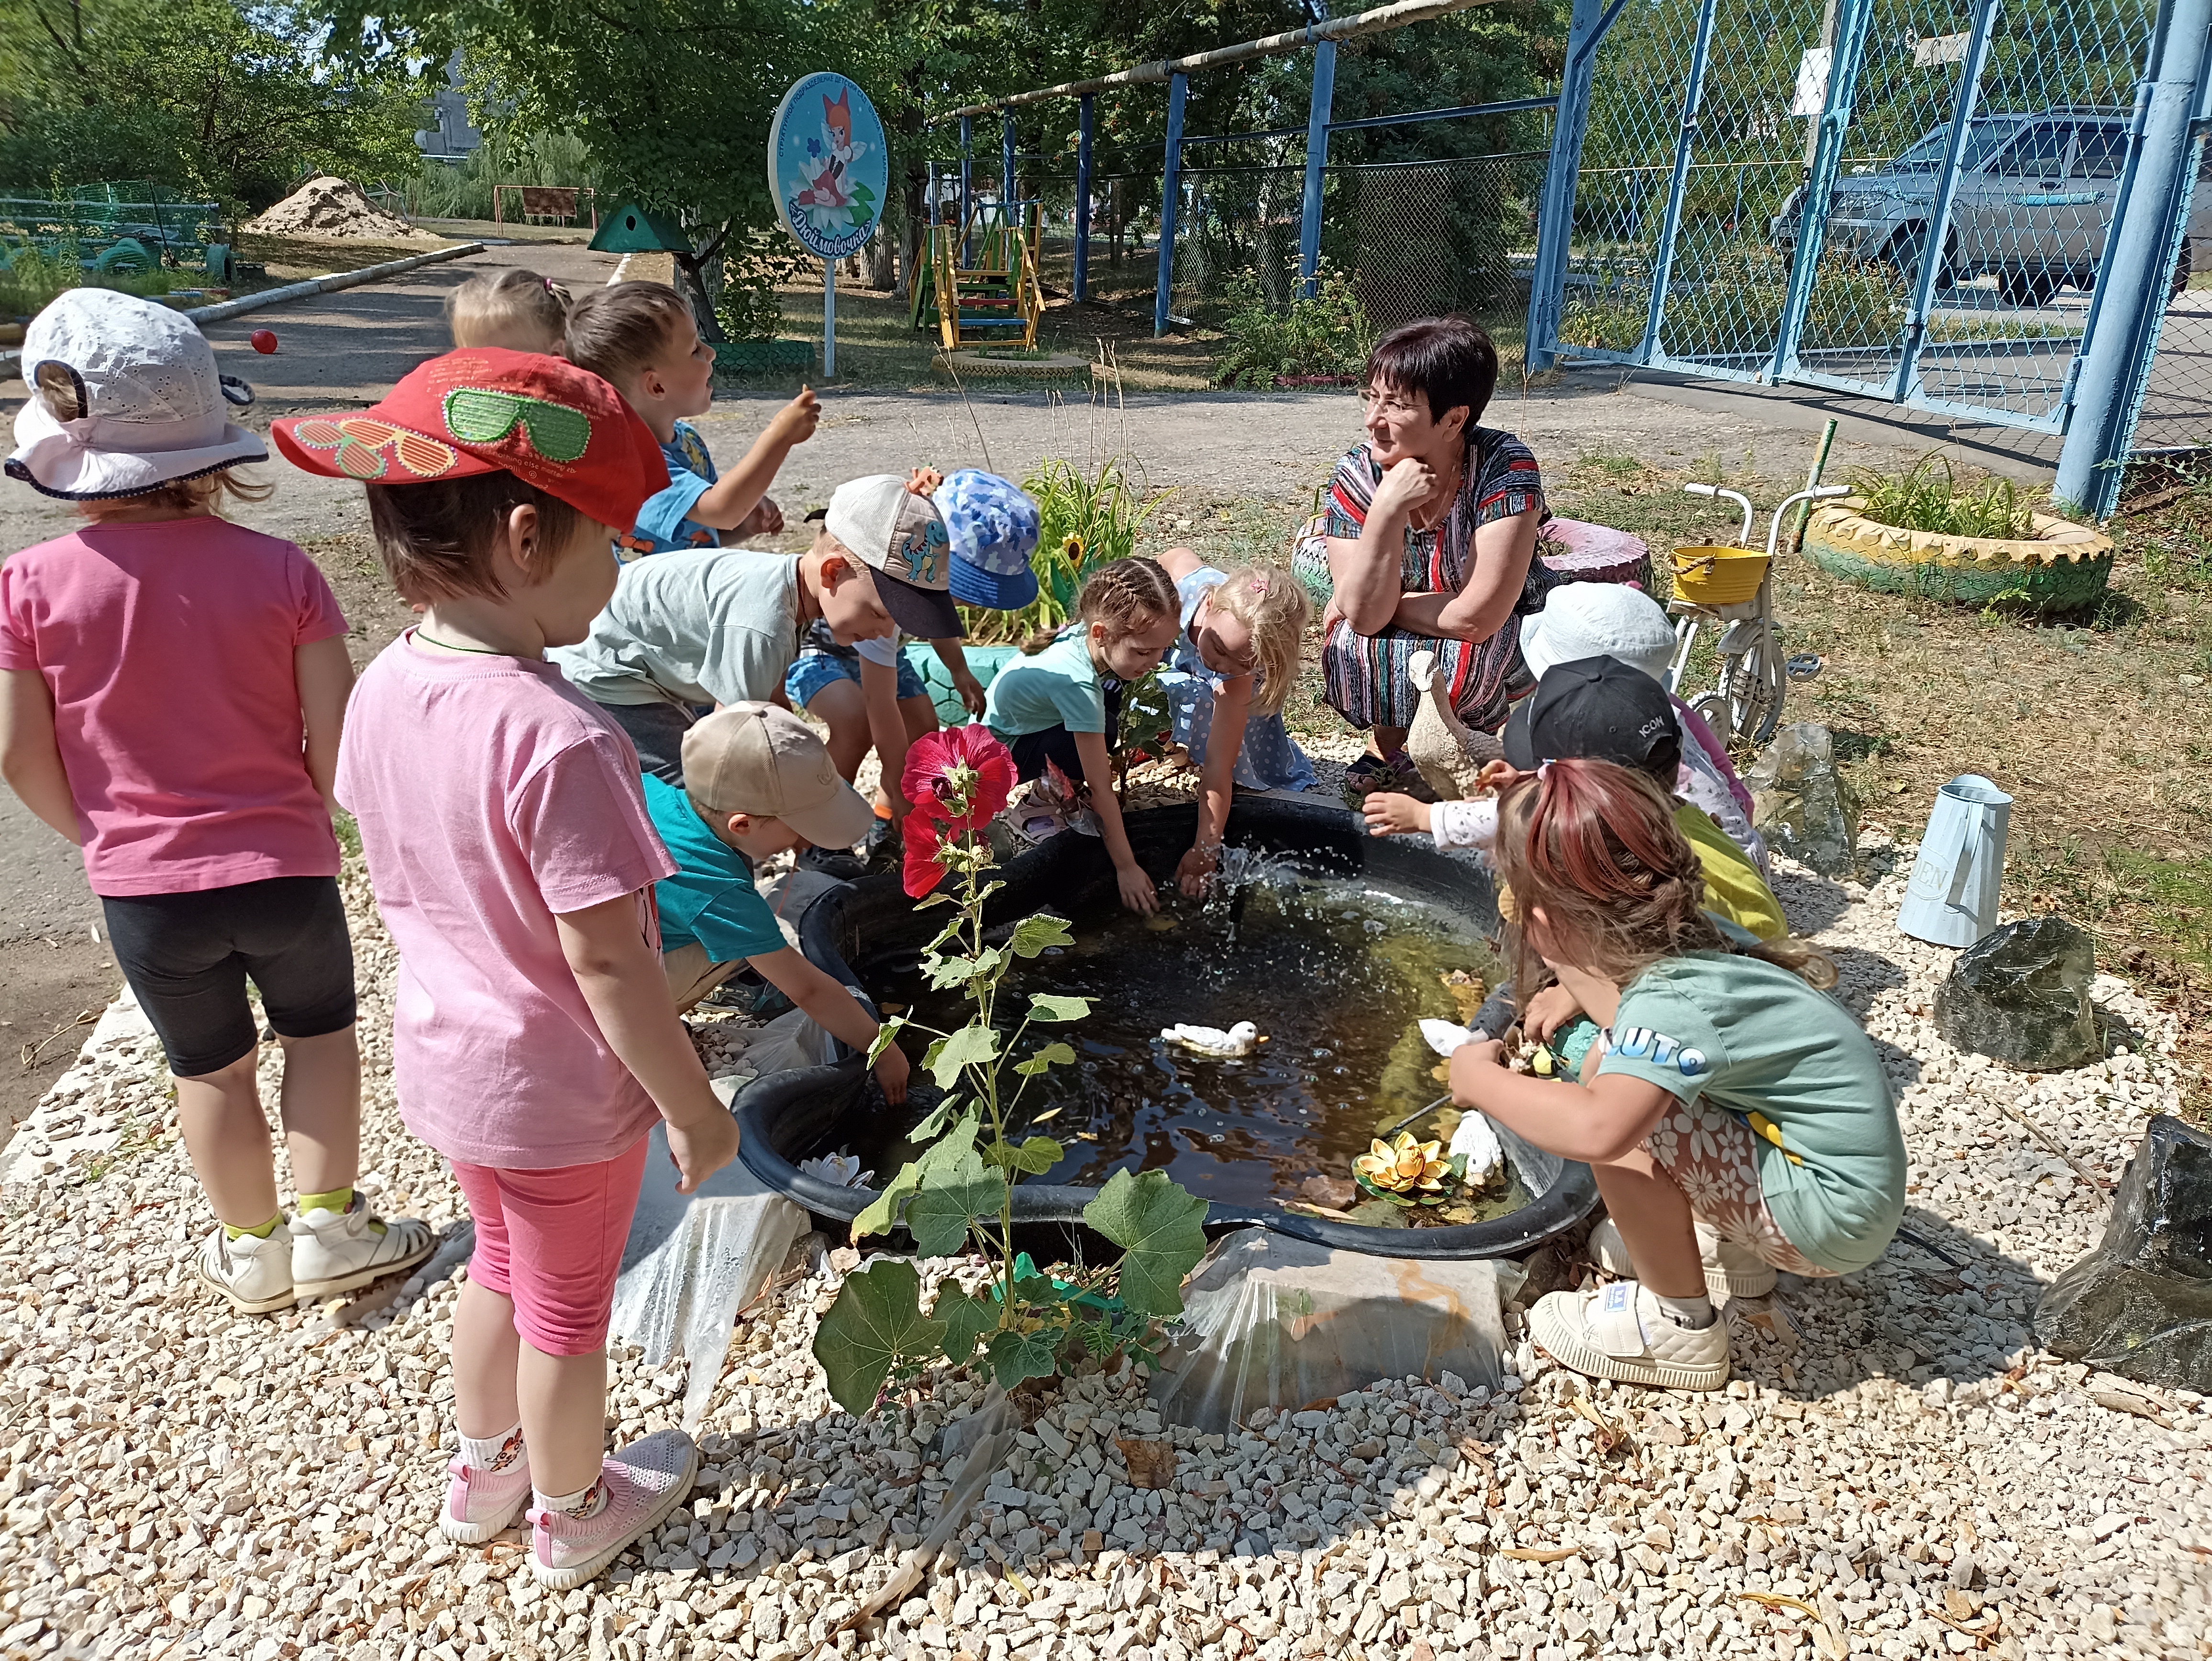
left=1022, top=555, right=1178, bottom=654
left=1491, top=757, right=1834, bottom=1006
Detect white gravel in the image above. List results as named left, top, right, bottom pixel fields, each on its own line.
left=0, top=828, right=2204, bottom=1661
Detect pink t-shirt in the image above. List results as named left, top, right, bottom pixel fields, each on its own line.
left=335, top=633, right=677, bottom=1169
left=0, top=519, right=347, bottom=896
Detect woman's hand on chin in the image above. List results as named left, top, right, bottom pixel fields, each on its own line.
left=1370, top=455, right=1437, bottom=519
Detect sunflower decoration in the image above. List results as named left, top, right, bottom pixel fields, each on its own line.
left=1351, top=1130, right=1470, bottom=1208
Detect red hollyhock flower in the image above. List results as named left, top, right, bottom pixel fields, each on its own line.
left=902, top=813, right=950, bottom=899
left=901, top=723, right=1015, bottom=833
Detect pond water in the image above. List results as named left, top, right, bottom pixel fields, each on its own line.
left=852, top=853, right=1531, bottom=1218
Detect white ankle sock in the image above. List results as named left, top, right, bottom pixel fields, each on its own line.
left=1652, top=1289, right=1717, bottom=1330
left=459, top=1423, right=524, bottom=1475
left=534, top=1475, right=607, bottom=1519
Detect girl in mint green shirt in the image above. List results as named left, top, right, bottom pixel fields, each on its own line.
left=1449, top=757, right=1903, bottom=1392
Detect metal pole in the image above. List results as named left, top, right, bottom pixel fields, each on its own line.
left=960, top=116, right=974, bottom=265
left=1003, top=114, right=1018, bottom=214
left=824, top=260, right=836, bottom=378
left=2055, top=0, right=2212, bottom=516
left=1074, top=94, right=1095, bottom=302
left=1887, top=0, right=2002, bottom=403
left=1770, top=0, right=1877, bottom=380
left=1156, top=72, right=1187, bottom=337
left=1637, top=0, right=1723, bottom=364
left=1526, top=0, right=1620, bottom=371
left=1298, top=41, right=1338, bottom=297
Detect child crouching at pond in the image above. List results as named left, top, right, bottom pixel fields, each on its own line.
left=274, top=350, right=739, bottom=1585
left=1449, top=758, right=1903, bottom=1393
left=984, top=557, right=1182, bottom=916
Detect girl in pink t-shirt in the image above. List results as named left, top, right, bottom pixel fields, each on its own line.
left=275, top=349, right=740, bottom=1591
left=0, top=289, right=433, bottom=1315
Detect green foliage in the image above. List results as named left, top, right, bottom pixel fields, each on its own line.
left=1211, top=263, right=1377, bottom=390
left=405, top=130, right=600, bottom=224
left=1560, top=255, right=1908, bottom=360
left=716, top=226, right=808, bottom=343
left=1851, top=453, right=2039, bottom=540
left=961, top=455, right=1169, bottom=647
left=0, top=0, right=426, bottom=213
left=812, top=737, right=1209, bottom=1415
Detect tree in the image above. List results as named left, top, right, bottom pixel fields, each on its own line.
left=0, top=0, right=427, bottom=210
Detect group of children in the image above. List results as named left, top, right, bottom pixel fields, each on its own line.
left=0, top=262, right=1904, bottom=1587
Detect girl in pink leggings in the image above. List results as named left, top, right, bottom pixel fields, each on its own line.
left=277, top=351, right=740, bottom=1589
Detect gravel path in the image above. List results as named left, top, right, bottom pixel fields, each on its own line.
left=0, top=818, right=2201, bottom=1661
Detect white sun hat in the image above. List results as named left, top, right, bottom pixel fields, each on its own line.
left=1519, top=581, right=1678, bottom=685
left=5, top=288, right=264, bottom=500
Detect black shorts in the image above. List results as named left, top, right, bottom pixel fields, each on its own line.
left=100, top=876, right=357, bottom=1077
left=1007, top=680, right=1126, bottom=785
left=594, top=699, right=691, bottom=785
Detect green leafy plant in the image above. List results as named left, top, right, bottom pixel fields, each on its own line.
left=716, top=224, right=807, bottom=343
left=1850, top=452, right=2039, bottom=539
left=960, top=454, right=1169, bottom=646
left=810, top=725, right=1209, bottom=1417
left=1211, top=261, right=1376, bottom=389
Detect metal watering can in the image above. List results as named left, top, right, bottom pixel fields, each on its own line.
left=1897, top=775, right=2012, bottom=947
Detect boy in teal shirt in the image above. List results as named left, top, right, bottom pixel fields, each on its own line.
left=642, top=702, right=909, bottom=1102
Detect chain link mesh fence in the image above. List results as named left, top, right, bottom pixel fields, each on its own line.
left=2128, top=145, right=2212, bottom=454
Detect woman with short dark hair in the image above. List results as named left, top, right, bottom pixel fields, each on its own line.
left=1320, top=316, right=1554, bottom=791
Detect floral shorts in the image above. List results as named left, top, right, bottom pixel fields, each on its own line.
left=1644, top=1097, right=1836, bottom=1280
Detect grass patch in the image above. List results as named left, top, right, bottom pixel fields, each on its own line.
left=1849, top=452, right=2040, bottom=539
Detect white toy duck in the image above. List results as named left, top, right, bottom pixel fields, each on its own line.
left=1160, top=1020, right=1259, bottom=1059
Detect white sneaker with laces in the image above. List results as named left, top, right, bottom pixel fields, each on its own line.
left=528, top=1430, right=699, bottom=1590
left=291, top=1193, right=437, bottom=1301
left=1588, top=1217, right=1778, bottom=1300
left=442, top=1447, right=533, bottom=1543
left=1529, top=1278, right=1731, bottom=1391
left=196, top=1222, right=295, bottom=1314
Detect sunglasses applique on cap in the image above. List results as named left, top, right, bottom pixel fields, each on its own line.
left=283, top=417, right=460, bottom=481
left=283, top=388, right=593, bottom=482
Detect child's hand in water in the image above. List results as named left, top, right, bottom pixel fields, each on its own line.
left=1362, top=791, right=1432, bottom=838
left=1523, top=983, right=1584, bottom=1042
left=771, top=386, right=822, bottom=446
left=1175, top=842, right=1220, bottom=897
left=873, top=1037, right=911, bottom=1105
left=1116, top=861, right=1160, bottom=916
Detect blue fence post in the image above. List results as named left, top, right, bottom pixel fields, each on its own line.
left=1297, top=40, right=1338, bottom=299
left=1155, top=72, right=1187, bottom=337
left=960, top=116, right=974, bottom=265
left=1887, top=0, right=2002, bottom=403
left=1074, top=94, right=1095, bottom=303
left=1769, top=0, right=1878, bottom=381
left=1636, top=0, right=1723, bottom=364
left=1526, top=0, right=1620, bottom=372
left=2055, top=0, right=2212, bottom=517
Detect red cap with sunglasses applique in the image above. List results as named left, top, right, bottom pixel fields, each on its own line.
left=271, top=349, right=668, bottom=531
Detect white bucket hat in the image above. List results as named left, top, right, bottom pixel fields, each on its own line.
left=1520, top=582, right=1678, bottom=685
left=6, top=288, right=263, bottom=500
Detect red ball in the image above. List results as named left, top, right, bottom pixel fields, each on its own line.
left=249, top=329, right=278, bottom=355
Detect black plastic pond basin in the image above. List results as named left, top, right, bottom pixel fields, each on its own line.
left=731, top=797, right=1598, bottom=1259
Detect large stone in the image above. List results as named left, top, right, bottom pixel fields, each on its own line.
left=1743, top=723, right=1860, bottom=876
left=2036, top=1116, right=2212, bottom=1388
left=1932, top=915, right=2100, bottom=1071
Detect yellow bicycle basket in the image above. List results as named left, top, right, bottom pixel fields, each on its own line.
left=1669, top=544, right=1770, bottom=606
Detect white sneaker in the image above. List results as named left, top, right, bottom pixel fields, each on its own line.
left=291, top=1193, right=437, bottom=1301
left=196, top=1223, right=296, bottom=1314
left=1529, top=1279, right=1731, bottom=1391
left=527, top=1430, right=699, bottom=1590
left=1588, top=1217, right=1779, bottom=1300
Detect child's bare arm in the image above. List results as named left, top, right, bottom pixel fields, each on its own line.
left=1449, top=1039, right=1671, bottom=1164
left=1074, top=729, right=1156, bottom=915
left=1178, top=671, right=1252, bottom=895
left=861, top=656, right=911, bottom=819
left=295, top=637, right=354, bottom=814
left=556, top=893, right=739, bottom=1192
left=0, top=670, right=79, bottom=843
left=748, top=943, right=908, bottom=1103
left=930, top=638, right=986, bottom=718
left=1361, top=790, right=1433, bottom=838
left=688, top=388, right=821, bottom=531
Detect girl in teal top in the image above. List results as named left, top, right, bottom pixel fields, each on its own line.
left=1449, top=757, right=1904, bottom=1393
left=983, top=558, right=1181, bottom=915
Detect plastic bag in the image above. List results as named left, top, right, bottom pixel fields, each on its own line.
left=1146, top=1228, right=1524, bottom=1433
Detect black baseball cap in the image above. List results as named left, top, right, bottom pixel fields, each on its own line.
left=1502, top=655, right=1680, bottom=775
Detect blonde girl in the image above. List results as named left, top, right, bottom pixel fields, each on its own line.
left=1155, top=549, right=1315, bottom=896
left=1449, top=758, right=1904, bottom=1392
left=445, top=268, right=574, bottom=354
left=983, top=557, right=1182, bottom=915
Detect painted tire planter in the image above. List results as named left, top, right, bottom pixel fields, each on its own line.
left=733, top=797, right=1599, bottom=1260
left=1802, top=496, right=2114, bottom=614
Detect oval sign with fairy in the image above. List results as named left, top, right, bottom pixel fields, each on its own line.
left=767, top=73, right=889, bottom=262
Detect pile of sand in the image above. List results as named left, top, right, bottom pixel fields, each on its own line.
left=243, top=175, right=436, bottom=241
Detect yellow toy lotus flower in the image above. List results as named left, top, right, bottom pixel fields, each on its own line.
left=1353, top=1131, right=1453, bottom=1197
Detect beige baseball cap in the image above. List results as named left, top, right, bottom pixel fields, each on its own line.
left=680, top=702, right=876, bottom=849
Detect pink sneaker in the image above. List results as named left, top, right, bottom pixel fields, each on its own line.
left=441, top=1447, right=533, bottom=1543
left=527, top=1430, right=698, bottom=1590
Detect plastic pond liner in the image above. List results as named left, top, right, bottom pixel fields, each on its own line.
left=732, top=797, right=1598, bottom=1259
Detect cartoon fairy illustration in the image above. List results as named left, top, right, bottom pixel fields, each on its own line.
left=796, top=89, right=866, bottom=211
